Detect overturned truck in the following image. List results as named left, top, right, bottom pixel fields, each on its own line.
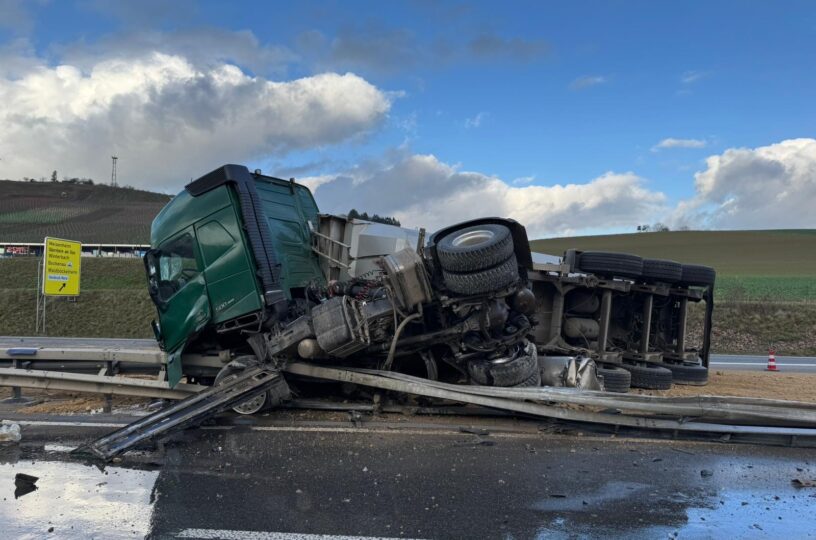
left=144, top=164, right=714, bottom=414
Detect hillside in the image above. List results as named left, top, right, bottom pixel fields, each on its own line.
left=532, top=230, right=816, bottom=302
left=0, top=179, right=171, bottom=244
left=531, top=230, right=816, bottom=276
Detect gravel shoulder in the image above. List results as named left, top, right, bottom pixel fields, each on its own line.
left=635, top=370, right=816, bottom=403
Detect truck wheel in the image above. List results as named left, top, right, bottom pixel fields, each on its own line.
left=436, top=224, right=514, bottom=273
left=596, top=364, right=631, bottom=393
left=442, top=255, right=519, bottom=295
left=642, top=258, right=682, bottom=284
left=577, top=251, right=643, bottom=280
left=663, top=361, right=709, bottom=386
left=623, top=362, right=673, bottom=390
left=468, top=343, right=537, bottom=386
left=215, top=357, right=268, bottom=415
left=514, top=369, right=541, bottom=387
left=679, top=264, right=716, bottom=287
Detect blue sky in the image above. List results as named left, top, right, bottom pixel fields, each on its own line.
left=1, top=1, right=815, bottom=236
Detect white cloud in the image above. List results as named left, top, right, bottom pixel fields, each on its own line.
left=651, top=138, right=707, bottom=152
left=464, top=112, right=487, bottom=129
left=310, top=153, right=666, bottom=237
left=681, top=70, right=705, bottom=84
left=0, top=52, right=392, bottom=190
left=512, top=176, right=536, bottom=186
left=54, top=28, right=297, bottom=77
left=569, top=75, right=606, bottom=90
left=298, top=174, right=337, bottom=193
left=672, top=138, right=816, bottom=229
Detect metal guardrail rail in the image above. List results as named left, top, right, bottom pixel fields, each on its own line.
left=0, top=338, right=219, bottom=400
left=0, top=367, right=203, bottom=400
left=284, top=363, right=816, bottom=447
left=76, top=366, right=281, bottom=460
left=4, top=337, right=816, bottom=449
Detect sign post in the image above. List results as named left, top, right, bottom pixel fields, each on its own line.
left=36, top=237, right=82, bottom=334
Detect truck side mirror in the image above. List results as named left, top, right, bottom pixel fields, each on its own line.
left=151, top=319, right=162, bottom=342
left=143, top=249, right=165, bottom=309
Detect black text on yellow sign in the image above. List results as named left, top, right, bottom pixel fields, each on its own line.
left=43, top=237, right=82, bottom=296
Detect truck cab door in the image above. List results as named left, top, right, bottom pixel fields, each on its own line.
left=147, top=229, right=211, bottom=387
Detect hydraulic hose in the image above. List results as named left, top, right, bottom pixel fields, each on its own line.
left=382, top=312, right=423, bottom=371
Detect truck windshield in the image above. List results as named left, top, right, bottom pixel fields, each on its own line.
left=155, top=233, right=199, bottom=302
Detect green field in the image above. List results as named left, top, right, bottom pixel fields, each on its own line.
left=0, top=258, right=155, bottom=338
left=531, top=229, right=816, bottom=302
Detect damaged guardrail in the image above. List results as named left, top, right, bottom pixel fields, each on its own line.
left=75, top=366, right=282, bottom=461
left=284, top=363, right=816, bottom=445
left=0, top=367, right=204, bottom=400
left=6, top=337, right=816, bottom=452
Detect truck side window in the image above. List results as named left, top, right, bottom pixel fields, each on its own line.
left=157, top=233, right=199, bottom=301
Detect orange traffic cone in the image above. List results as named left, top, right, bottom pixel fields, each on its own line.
left=766, top=348, right=778, bottom=371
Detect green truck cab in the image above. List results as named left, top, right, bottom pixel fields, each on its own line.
left=144, top=165, right=325, bottom=385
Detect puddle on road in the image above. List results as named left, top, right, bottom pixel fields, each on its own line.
left=533, top=483, right=816, bottom=539
left=0, top=459, right=158, bottom=539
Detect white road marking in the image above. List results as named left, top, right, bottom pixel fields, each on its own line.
left=7, top=419, right=536, bottom=439
left=249, top=425, right=457, bottom=435
left=175, top=530, right=426, bottom=540
left=44, top=443, right=77, bottom=452
left=247, top=425, right=537, bottom=438
left=10, top=419, right=126, bottom=428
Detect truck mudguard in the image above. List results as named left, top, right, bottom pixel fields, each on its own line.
left=427, top=217, right=534, bottom=270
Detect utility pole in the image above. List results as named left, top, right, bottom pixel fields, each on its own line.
left=111, top=156, right=118, bottom=187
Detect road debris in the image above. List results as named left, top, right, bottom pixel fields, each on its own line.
left=791, top=478, right=816, bottom=488
left=14, top=473, right=39, bottom=499
left=0, top=421, right=22, bottom=443
left=459, top=426, right=490, bottom=436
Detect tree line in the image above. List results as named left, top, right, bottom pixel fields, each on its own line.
left=347, top=209, right=401, bottom=226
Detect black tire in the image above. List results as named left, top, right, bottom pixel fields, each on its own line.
left=577, top=251, right=643, bottom=279
left=443, top=255, right=519, bottom=295
left=437, top=224, right=514, bottom=273
left=514, top=369, right=542, bottom=387
left=624, top=362, right=673, bottom=390
left=468, top=346, right=537, bottom=387
left=597, top=364, right=631, bottom=393
left=663, top=362, right=709, bottom=386
left=679, top=264, right=716, bottom=287
left=642, top=258, right=682, bottom=284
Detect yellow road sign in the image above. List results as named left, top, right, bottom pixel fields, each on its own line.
left=43, top=237, right=82, bottom=296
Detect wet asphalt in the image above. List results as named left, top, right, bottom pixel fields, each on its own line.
left=1, top=413, right=815, bottom=539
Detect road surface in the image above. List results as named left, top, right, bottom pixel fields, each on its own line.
left=3, top=336, right=816, bottom=373
left=710, top=354, right=816, bottom=373
left=1, top=412, right=815, bottom=539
